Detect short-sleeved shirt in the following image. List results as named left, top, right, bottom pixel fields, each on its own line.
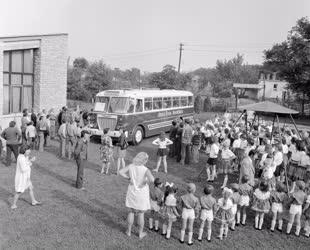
left=210, top=143, right=219, bottom=158
left=270, top=191, right=287, bottom=203
left=231, top=192, right=240, bottom=204
left=299, top=151, right=310, bottom=167
left=181, top=193, right=200, bottom=209
left=1, top=127, right=21, bottom=145
left=182, top=124, right=193, bottom=144
left=200, top=195, right=216, bottom=210
left=292, top=190, right=306, bottom=205
left=221, top=148, right=235, bottom=160
left=165, top=194, right=177, bottom=206
left=150, top=187, right=163, bottom=204
left=239, top=183, right=253, bottom=196
left=218, top=197, right=233, bottom=210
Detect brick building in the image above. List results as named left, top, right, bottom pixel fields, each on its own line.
left=0, top=33, right=68, bottom=128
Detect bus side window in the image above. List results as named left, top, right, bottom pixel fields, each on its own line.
left=144, top=98, right=152, bottom=111
left=127, top=99, right=135, bottom=113
left=153, top=97, right=162, bottom=110
left=163, top=97, right=171, bottom=109
left=135, top=99, right=143, bottom=113
left=188, top=96, right=193, bottom=106
left=181, top=96, right=188, bottom=107
left=173, top=97, right=180, bottom=107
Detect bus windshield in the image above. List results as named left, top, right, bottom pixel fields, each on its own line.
left=108, top=97, right=129, bottom=113
left=94, top=96, right=109, bottom=112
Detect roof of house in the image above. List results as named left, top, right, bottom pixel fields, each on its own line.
left=238, top=101, right=299, bottom=114
left=233, top=83, right=263, bottom=89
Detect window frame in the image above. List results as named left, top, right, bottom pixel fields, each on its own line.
left=172, top=97, right=180, bottom=107
left=180, top=96, right=188, bottom=107
left=153, top=97, right=163, bottom=110
left=144, top=97, right=153, bottom=111
left=3, top=49, right=34, bottom=114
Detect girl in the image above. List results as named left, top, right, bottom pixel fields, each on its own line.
left=116, top=127, right=128, bottom=174
left=302, top=184, right=310, bottom=237
left=252, top=181, right=271, bottom=230
left=152, top=132, right=173, bottom=173
left=261, top=154, right=277, bottom=190
left=100, top=128, right=113, bottom=174
left=149, top=178, right=164, bottom=232
left=180, top=183, right=200, bottom=245
left=161, top=184, right=180, bottom=239
left=219, top=140, right=236, bottom=189
left=288, top=141, right=302, bottom=193
left=11, top=145, right=41, bottom=209
left=270, top=182, right=287, bottom=232
left=206, top=136, right=219, bottom=182
left=273, top=143, right=284, bottom=182
left=230, top=183, right=240, bottom=231
left=237, top=175, right=253, bottom=226
left=214, top=187, right=234, bottom=240
left=198, top=185, right=216, bottom=242
left=191, top=126, right=202, bottom=164
left=286, top=180, right=307, bottom=236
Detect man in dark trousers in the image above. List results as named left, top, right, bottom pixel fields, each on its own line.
left=74, top=130, right=88, bottom=190
left=1, top=121, right=21, bottom=166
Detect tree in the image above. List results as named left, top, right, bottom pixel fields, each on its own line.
left=194, top=95, right=203, bottom=113
left=73, top=57, right=89, bottom=70
left=264, top=17, right=310, bottom=113
left=203, top=96, right=211, bottom=111
left=84, top=60, right=113, bottom=99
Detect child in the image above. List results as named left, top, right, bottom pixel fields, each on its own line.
left=100, top=128, right=113, bottom=174
left=237, top=175, right=252, bottom=226
left=270, top=182, right=287, bottom=232
left=152, top=132, right=173, bottom=173
left=180, top=183, right=200, bottom=245
left=286, top=180, right=307, bottom=236
left=219, top=140, right=236, bottom=188
left=149, top=178, right=164, bottom=232
left=161, top=184, right=180, bottom=239
left=25, top=121, right=37, bottom=149
left=302, top=184, right=310, bottom=237
left=214, top=187, right=234, bottom=240
left=273, top=143, right=284, bottom=182
left=191, top=127, right=202, bottom=164
left=198, top=185, right=216, bottom=242
left=230, top=183, right=240, bottom=231
left=206, top=136, right=219, bottom=182
left=261, top=154, right=277, bottom=190
left=252, top=181, right=271, bottom=230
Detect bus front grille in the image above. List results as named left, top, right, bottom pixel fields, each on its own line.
left=97, top=117, right=117, bottom=131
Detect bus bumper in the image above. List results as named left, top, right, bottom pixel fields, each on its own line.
left=83, top=128, right=127, bottom=139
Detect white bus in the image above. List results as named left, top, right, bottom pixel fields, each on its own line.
left=86, top=89, right=194, bottom=144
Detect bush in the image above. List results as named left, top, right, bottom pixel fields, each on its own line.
left=203, top=96, right=211, bottom=112
left=194, top=95, right=203, bottom=113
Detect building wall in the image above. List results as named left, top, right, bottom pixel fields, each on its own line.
left=0, top=34, right=68, bottom=129
left=39, top=35, right=67, bottom=112
left=259, top=80, right=288, bottom=99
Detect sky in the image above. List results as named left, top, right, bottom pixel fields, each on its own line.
left=0, top=0, right=309, bottom=72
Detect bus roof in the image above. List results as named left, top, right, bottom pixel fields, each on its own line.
left=96, top=89, right=193, bottom=98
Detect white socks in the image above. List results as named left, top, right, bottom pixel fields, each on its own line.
left=188, top=232, right=193, bottom=244
left=278, top=219, right=283, bottom=230
left=207, top=229, right=212, bottom=241
left=286, top=223, right=292, bottom=234
left=198, top=228, right=203, bottom=240
left=295, top=226, right=301, bottom=236
left=255, top=215, right=259, bottom=229
left=180, top=230, right=185, bottom=242
left=259, top=217, right=264, bottom=230
left=270, top=219, right=276, bottom=231
left=162, top=224, right=167, bottom=235
left=242, top=214, right=247, bottom=225
left=166, top=228, right=171, bottom=239
left=236, top=211, right=241, bottom=224
left=154, top=220, right=159, bottom=231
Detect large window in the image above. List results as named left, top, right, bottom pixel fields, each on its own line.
left=3, top=49, right=34, bottom=114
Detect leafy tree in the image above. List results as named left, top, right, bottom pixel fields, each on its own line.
left=84, top=60, right=113, bottom=99
left=194, top=95, right=203, bottom=113
left=203, top=96, right=211, bottom=111
left=73, top=57, right=89, bottom=70
left=264, top=17, right=310, bottom=113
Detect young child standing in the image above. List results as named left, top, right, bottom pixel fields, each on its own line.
left=214, top=187, right=234, bottom=240
left=206, top=136, right=219, bottom=182
left=179, top=183, right=200, bottom=245
left=152, top=132, right=173, bottom=173
left=198, top=185, right=216, bottom=242
left=302, top=184, right=310, bottom=237
left=237, top=175, right=253, bottom=226
left=270, top=182, right=287, bottom=232
left=161, top=184, right=180, bottom=239
left=230, top=183, right=240, bottom=231
left=286, top=180, right=307, bottom=236
left=149, top=178, right=164, bottom=232
left=252, top=181, right=271, bottom=230
left=25, top=121, right=37, bottom=149
left=219, top=140, right=236, bottom=188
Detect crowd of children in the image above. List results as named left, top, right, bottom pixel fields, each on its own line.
left=145, top=112, right=310, bottom=245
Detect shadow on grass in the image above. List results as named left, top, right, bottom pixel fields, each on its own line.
left=33, top=162, right=75, bottom=187
left=52, top=190, right=126, bottom=233
left=0, top=186, right=13, bottom=206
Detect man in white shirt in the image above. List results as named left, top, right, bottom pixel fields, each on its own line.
left=58, top=122, right=67, bottom=158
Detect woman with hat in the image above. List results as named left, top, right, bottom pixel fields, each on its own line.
left=119, top=152, right=155, bottom=239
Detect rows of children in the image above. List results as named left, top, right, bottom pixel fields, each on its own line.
left=147, top=177, right=310, bottom=246
left=146, top=112, right=310, bottom=245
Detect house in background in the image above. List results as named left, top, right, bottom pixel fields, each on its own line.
left=233, top=72, right=289, bottom=102
left=0, top=33, right=68, bottom=129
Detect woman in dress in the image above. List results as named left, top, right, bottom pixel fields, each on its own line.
left=11, top=145, right=41, bottom=209
left=116, top=127, right=128, bottom=174
left=100, top=128, right=113, bottom=174
left=119, top=152, right=155, bottom=239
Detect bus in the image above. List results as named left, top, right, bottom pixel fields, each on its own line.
left=86, top=89, right=194, bottom=144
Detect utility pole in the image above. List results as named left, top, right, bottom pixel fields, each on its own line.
left=178, top=43, right=184, bottom=73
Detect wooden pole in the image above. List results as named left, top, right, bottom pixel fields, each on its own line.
left=232, top=110, right=245, bottom=130
left=290, top=113, right=302, bottom=139
left=245, top=111, right=248, bottom=138
left=271, top=113, right=276, bottom=142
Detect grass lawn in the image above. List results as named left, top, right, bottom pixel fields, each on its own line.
left=0, top=137, right=309, bottom=250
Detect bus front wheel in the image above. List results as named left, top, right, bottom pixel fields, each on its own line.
left=132, top=126, right=144, bottom=145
